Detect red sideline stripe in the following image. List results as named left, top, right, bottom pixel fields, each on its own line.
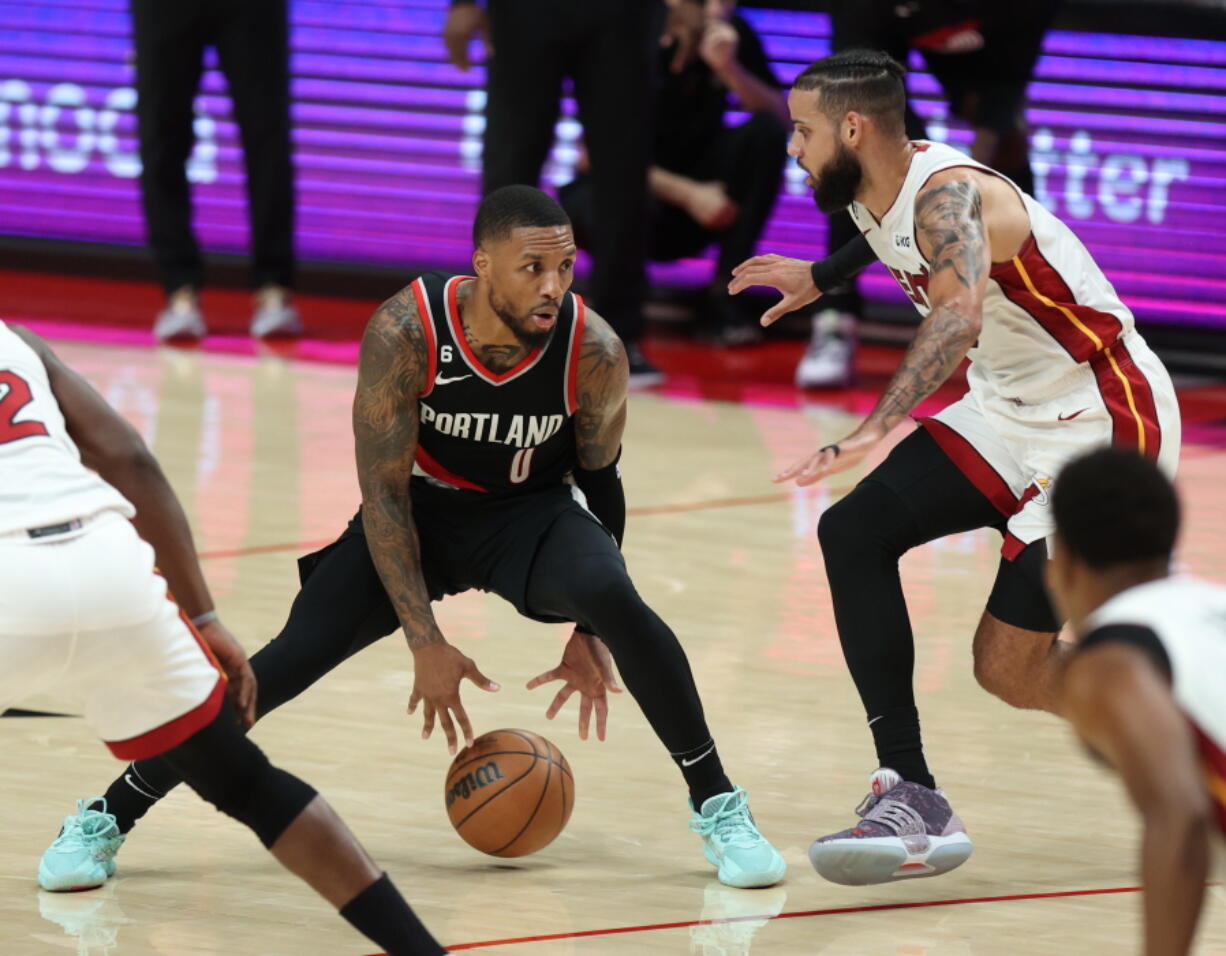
left=565, top=294, right=585, bottom=416
left=105, top=675, right=225, bottom=761
left=369, top=884, right=1161, bottom=953
left=412, top=278, right=438, bottom=398
left=919, top=418, right=1017, bottom=517
left=414, top=444, right=488, bottom=493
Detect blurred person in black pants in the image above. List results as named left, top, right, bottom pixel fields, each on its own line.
left=444, top=0, right=704, bottom=384
left=133, top=0, right=300, bottom=341
left=560, top=0, right=790, bottom=347
left=794, top=0, right=1058, bottom=388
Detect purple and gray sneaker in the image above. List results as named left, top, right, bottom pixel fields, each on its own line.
left=809, top=768, right=973, bottom=885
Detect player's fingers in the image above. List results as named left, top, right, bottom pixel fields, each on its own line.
left=578, top=696, right=592, bottom=741
left=545, top=686, right=574, bottom=720
left=437, top=706, right=458, bottom=755
left=526, top=668, right=561, bottom=690
left=795, top=450, right=836, bottom=486
left=454, top=704, right=475, bottom=752
left=759, top=301, right=790, bottom=327
left=595, top=698, right=609, bottom=741
left=730, top=254, right=774, bottom=277
left=420, top=700, right=435, bottom=738
left=466, top=664, right=500, bottom=692
left=727, top=265, right=775, bottom=295
left=773, top=453, right=814, bottom=483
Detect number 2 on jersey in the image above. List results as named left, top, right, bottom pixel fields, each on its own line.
left=0, top=370, right=50, bottom=445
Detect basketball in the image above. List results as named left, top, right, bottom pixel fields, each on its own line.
left=444, top=728, right=574, bottom=857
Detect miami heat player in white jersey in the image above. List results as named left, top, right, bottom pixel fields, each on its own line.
left=849, top=142, right=1180, bottom=557
left=1084, top=576, right=1226, bottom=837
left=0, top=322, right=132, bottom=533
left=0, top=320, right=223, bottom=757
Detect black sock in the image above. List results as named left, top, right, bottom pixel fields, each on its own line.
left=868, top=705, right=935, bottom=790
left=91, top=762, right=172, bottom=834
left=671, top=739, right=733, bottom=809
left=339, top=873, right=446, bottom=956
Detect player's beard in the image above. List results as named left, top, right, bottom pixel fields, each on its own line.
left=488, top=289, right=556, bottom=348
left=809, top=143, right=863, bottom=214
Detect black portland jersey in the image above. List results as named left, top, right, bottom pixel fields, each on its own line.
left=409, top=271, right=585, bottom=497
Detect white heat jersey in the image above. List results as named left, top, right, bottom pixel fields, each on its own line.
left=0, top=322, right=133, bottom=535
left=1086, top=577, right=1226, bottom=836
left=848, top=142, right=1158, bottom=424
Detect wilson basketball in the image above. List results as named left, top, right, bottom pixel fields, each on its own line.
left=444, top=728, right=574, bottom=857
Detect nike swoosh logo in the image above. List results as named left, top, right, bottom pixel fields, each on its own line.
left=1058, top=408, right=1089, bottom=421
left=434, top=373, right=472, bottom=386
left=680, top=744, right=716, bottom=767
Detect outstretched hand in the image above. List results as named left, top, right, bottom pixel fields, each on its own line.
left=773, top=426, right=886, bottom=487
left=197, top=618, right=257, bottom=729
left=408, top=642, right=499, bottom=754
left=728, top=254, right=822, bottom=327
left=527, top=629, right=623, bottom=741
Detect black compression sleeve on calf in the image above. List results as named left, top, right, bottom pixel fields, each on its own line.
left=573, top=450, right=625, bottom=547
left=810, top=234, right=877, bottom=293
left=340, top=873, right=447, bottom=956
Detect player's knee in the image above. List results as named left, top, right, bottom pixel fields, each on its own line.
left=166, top=713, right=317, bottom=847
left=817, top=492, right=864, bottom=557
left=567, top=557, right=638, bottom=615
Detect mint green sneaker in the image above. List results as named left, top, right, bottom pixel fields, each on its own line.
left=38, top=799, right=126, bottom=892
left=689, top=788, right=786, bottom=888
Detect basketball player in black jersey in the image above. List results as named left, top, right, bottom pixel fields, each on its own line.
left=45, top=185, right=785, bottom=890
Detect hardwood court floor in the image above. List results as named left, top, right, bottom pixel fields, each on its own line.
left=2, top=337, right=1224, bottom=955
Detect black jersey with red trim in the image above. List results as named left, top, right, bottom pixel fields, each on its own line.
left=409, top=271, right=585, bottom=498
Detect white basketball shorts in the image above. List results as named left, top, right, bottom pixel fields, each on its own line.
left=0, top=509, right=224, bottom=760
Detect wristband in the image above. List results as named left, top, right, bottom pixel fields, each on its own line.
left=190, top=610, right=218, bottom=628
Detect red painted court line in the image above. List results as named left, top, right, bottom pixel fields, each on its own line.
left=420, top=885, right=1145, bottom=952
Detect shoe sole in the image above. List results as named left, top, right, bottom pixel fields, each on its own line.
left=704, top=843, right=787, bottom=889
left=38, top=868, right=108, bottom=893
left=808, top=832, right=972, bottom=886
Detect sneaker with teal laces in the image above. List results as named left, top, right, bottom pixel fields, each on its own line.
left=688, top=787, right=786, bottom=888
left=38, top=799, right=126, bottom=892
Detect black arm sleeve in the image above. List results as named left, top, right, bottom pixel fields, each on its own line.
left=810, top=234, right=878, bottom=292
left=573, top=451, right=625, bottom=548
left=1079, top=623, right=1172, bottom=681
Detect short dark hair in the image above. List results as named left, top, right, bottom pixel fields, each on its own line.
left=793, top=49, right=907, bottom=138
left=473, top=185, right=570, bottom=248
left=1052, top=449, right=1180, bottom=570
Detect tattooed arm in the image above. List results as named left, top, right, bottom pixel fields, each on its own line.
left=775, top=170, right=989, bottom=487
left=353, top=286, right=497, bottom=752
left=571, top=308, right=629, bottom=544
left=864, top=173, right=988, bottom=435
left=353, top=287, right=441, bottom=649
left=574, top=308, right=630, bottom=472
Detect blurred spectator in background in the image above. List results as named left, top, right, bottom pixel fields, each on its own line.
left=796, top=0, right=1059, bottom=387
left=560, top=0, right=790, bottom=347
left=133, top=0, right=300, bottom=342
left=444, top=0, right=704, bottom=384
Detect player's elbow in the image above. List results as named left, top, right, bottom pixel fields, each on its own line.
left=86, top=421, right=156, bottom=480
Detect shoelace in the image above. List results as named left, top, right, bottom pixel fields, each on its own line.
left=859, top=796, right=927, bottom=837
left=688, top=790, right=762, bottom=849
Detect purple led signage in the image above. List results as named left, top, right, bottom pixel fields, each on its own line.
left=0, top=1, right=1223, bottom=328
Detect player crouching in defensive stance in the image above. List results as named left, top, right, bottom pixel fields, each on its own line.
left=1, top=324, right=443, bottom=955
left=40, top=186, right=786, bottom=891
left=1051, top=449, right=1224, bottom=956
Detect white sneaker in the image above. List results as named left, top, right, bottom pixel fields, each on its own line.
left=795, top=309, right=856, bottom=388
left=250, top=285, right=302, bottom=338
left=153, top=288, right=206, bottom=341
